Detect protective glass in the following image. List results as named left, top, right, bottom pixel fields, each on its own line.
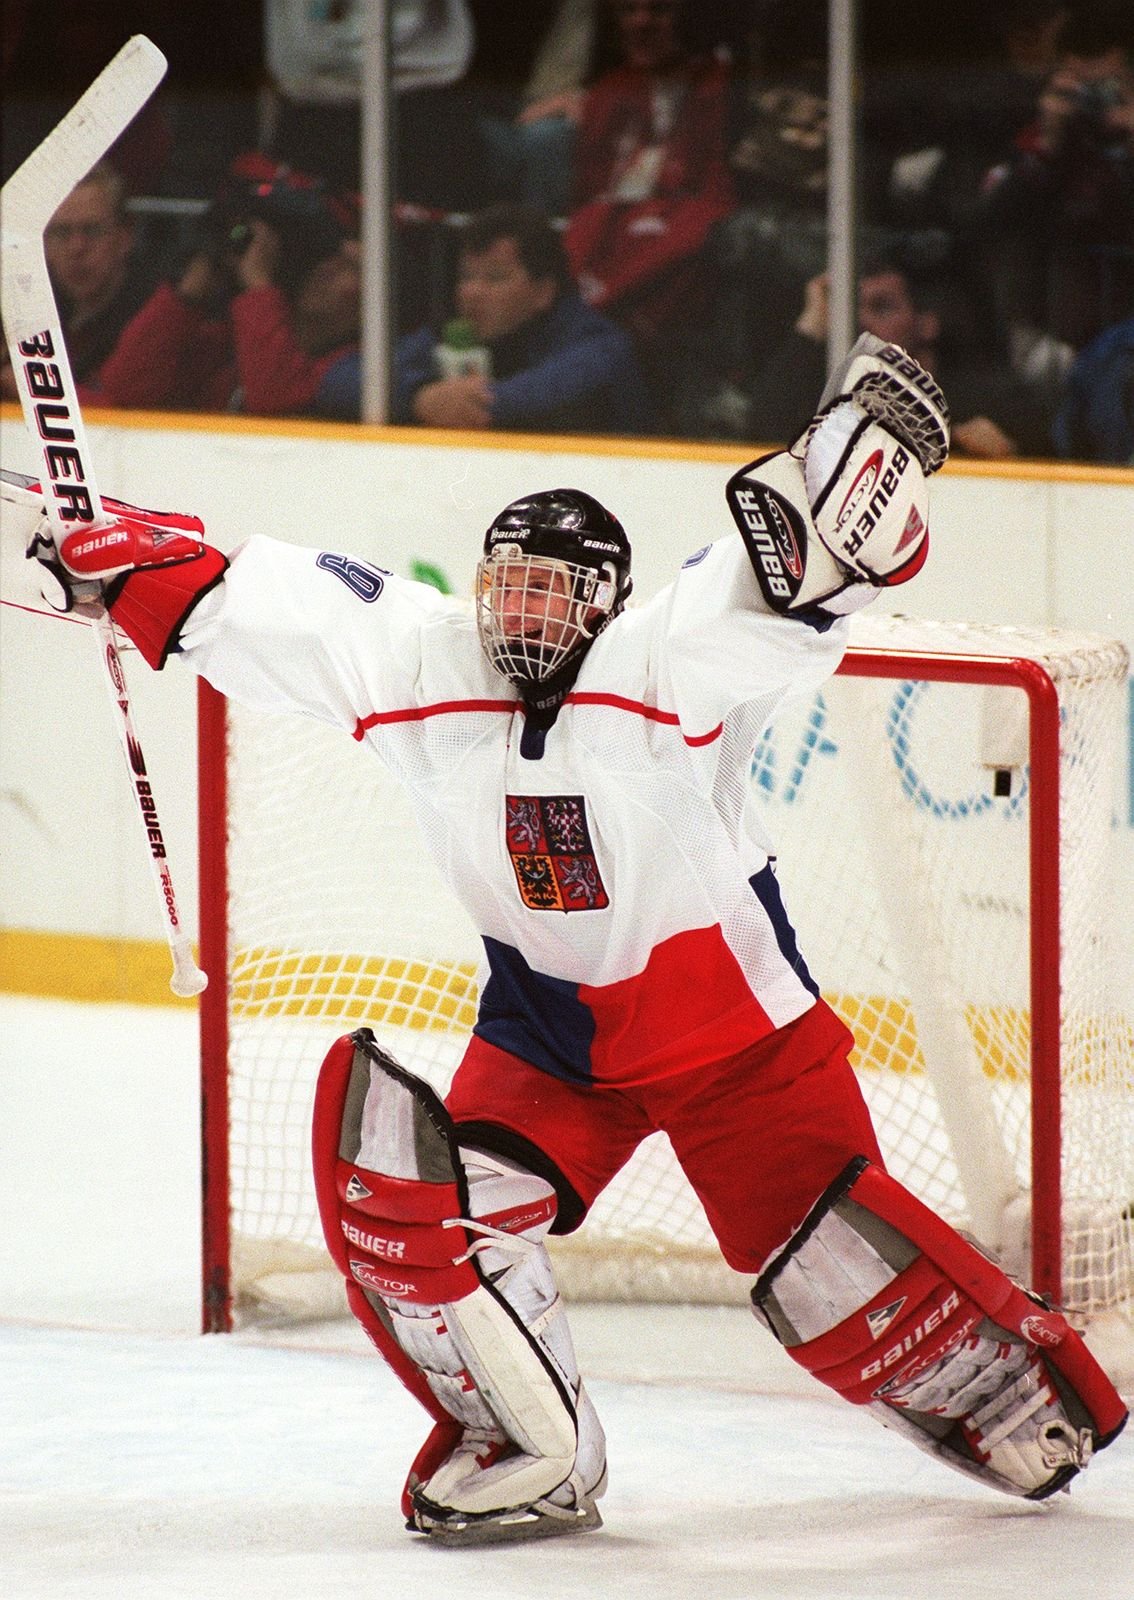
left=475, top=547, right=617, bottom=686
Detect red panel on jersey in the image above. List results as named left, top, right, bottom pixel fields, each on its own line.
left=578, top=923, right=775, bottom=1084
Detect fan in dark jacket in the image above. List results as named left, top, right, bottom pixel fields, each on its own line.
left=375, top=205, right=655, bottom=436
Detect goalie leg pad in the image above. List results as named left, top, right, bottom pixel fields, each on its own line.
left=751, top=1157, right=1127, bottom=1499
left=312, top=1028, right=606, bottom=1538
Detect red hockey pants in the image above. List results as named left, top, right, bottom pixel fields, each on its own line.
left=445, top=998, right=883, bottom=1274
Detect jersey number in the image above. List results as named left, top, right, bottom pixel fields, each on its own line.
left=316, top=551, right=387, bottom=602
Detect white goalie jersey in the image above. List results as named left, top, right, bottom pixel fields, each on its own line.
left=179, top=529, right=850, bottom=1089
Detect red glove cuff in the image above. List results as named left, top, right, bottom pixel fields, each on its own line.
left=108, top=546, right=229, bottom=669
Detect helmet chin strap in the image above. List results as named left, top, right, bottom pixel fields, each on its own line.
left=515, top=642, right=591, bottom=718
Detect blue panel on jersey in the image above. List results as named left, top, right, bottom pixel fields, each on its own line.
left=749, top=863, right=819, bottom=997
left=474, top=936, right=597, bottom=1083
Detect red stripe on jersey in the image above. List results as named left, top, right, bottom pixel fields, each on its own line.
left=577, top=923, right=775, bottom=1084
left=353, top=692, right=723, bottom=746
left=564, top=692, right=723, bottom=746
left=353, top=697, right=520, bottom=739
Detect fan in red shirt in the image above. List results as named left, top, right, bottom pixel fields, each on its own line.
left=564, top=0, right=735, bottom=347
left=91, top=159, right=361, bottom=418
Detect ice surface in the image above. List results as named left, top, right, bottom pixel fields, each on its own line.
left=2, top=996, right=1131, bottom=1598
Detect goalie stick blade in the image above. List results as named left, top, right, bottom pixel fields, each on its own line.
left=2, top=36, right=166, bottom=226
left=1, top=37, right=166, bottom=347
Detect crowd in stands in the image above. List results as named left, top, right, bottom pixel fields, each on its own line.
left=1, top=0, right=1131, bottom=463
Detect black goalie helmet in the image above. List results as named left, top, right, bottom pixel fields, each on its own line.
left=476, top=489, right=633, bottom=692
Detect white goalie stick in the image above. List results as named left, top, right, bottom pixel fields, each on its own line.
left=1, top=35, right=207, bottom=998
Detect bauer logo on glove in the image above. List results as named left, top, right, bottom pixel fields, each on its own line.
left=725, top=476, right=807, bottom=607
left=727, top=335, right=941, bottom=626
left=806, top=402, right=930, bottom=587
left=4, top=468, right=228, bottom=668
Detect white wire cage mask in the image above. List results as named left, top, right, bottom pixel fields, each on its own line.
left=475, top=546, right=620, bottom=686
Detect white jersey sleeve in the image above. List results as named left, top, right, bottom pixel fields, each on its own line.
left=176, top=534, right=488, bottom=729
left=631, top=532, right=850, bottom=743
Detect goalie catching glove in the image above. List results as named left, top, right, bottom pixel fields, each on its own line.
left=3, top=469, right=227, bottom=669
left=726, top=334, right=949, bottom=625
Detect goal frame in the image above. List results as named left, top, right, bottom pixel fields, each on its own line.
left=196, top=645, right=1065, bottom=1336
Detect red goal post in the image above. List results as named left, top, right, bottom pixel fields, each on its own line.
left=838, top=644, right=1064, bottom=1298
left=197, top=615, right=1133, bottom=1337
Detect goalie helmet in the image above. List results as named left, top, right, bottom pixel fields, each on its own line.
left=476, top=489, right=632, bottom=695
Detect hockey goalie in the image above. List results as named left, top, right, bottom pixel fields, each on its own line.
left=9, top=335, right=1126, bottom=1542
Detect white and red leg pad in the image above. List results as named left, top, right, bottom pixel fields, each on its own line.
left=751, top=1157, right=1127, bottom=1498
left=312, top=1026, right=606, bottom=1540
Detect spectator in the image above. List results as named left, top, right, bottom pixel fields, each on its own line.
left=1, top=162, right=154, bottom=402
left=744, top=259, right=1052, bottom=458
left=91, top=164, right=362, bottom=419
left=1052, top=313, right=1134, bottom=463
left=386, top=204, right=655, bottom=434
left=860, top=1, right=1070, bottom=238
left=975, top=3, right=1134, bottom=408
left=470, top=0, right=737, bottom=215
left=263, top=0, right=475, bottom=195
left=264, top=1, right=609, bottom=215
left=475, top=0, right=603, bottom=216
left=563, top=0, right=735, bottom=354
left=703, top=2, right=837, bottom=413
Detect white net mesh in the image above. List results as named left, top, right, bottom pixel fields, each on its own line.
left=209, top=617, right=1133, bottom=1323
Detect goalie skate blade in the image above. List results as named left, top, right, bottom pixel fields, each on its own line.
left=414, top=1498, right=604, bottom=1546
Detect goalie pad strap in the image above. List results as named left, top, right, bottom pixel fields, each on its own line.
left=107, top=547, right=229, bottom=669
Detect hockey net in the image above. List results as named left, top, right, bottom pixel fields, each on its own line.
left=197, top=615, right=1133, bottom=1335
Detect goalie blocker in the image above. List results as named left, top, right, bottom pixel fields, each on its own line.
left=7, top=472, right=228, bottom=669
left=752, top=1157, right=1127, bottom=1499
